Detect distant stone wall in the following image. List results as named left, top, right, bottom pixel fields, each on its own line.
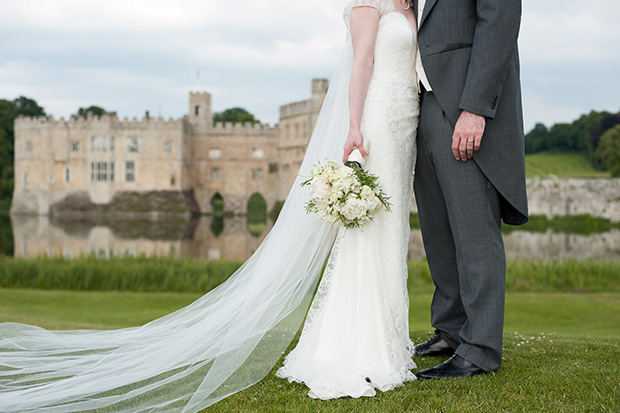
left=410, top=177, right=620, bottom=223
left=526, top=177, right=620, bottom=223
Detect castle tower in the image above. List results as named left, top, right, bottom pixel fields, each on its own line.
left=189, top=92, right=212, bottom=134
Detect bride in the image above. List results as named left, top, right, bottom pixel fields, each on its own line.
left=0, top=0, right=419, bottom=410
left=276, top=0, right=419, bottom=399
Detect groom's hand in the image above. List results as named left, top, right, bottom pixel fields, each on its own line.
left=452, top=110, right=486, bottom=161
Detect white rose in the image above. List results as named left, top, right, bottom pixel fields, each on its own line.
left=360, top=185, right=373, bottom=199
left=342, top=196, right=368, bottom=221
left=369, top=195, right=383, bottom=215
left=311, top=177, right=331, bottom=200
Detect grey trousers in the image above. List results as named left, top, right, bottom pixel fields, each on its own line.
left=414, top=90, right=506, bottom=372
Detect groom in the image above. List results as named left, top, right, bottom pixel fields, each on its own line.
left=412, top=0, right=528, bottom=378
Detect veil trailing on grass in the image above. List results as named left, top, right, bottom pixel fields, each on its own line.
left=0, top=41, right=355, bottom=413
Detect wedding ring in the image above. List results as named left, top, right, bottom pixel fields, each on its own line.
left=467, top=140, right=473, bottom=143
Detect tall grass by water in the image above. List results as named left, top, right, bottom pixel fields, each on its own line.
left=2, top=256, right=619, bottom=294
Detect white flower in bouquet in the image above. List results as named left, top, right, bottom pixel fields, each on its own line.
left=342, top=195, right=368, bottom=221
left=300, top=159, right=391, bottom=229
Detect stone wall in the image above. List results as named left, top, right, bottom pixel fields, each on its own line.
left=525, top=176, right=620, bottom=223
left=410, top=176, right=620, bottom=223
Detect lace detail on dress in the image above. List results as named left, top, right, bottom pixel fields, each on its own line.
left=343, top=0, right=395, bottom=29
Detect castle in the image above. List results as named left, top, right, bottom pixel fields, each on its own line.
left=11, top=79, right=328, bottom=217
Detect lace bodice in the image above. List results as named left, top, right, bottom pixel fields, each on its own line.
left=343, top=0, right=396, bottom=29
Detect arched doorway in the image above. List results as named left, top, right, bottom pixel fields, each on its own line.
left=247, top=193, right=267, bottom=237
left=210, top=193, right=224, bottom=236
left=210, top=193, right=224, bottom=217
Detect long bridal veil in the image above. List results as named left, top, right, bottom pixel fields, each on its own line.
left=0, top=40, right=355, bottom=412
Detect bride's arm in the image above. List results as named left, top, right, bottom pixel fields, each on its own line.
left=342, top=7, right=380, bottom=163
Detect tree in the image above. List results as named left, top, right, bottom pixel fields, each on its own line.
left=595, top=124, right=620, bottom=177
left=213, top=107, right=260, bottom=125
left=524, top=123, right=550, bottom=154
left=74, top=106, right=107, bottom=118
left=12, top=96, right=45, bottom=118
left=0, top=97, right=46, bottom=205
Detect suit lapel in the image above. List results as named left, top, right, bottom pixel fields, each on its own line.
left=419, top=0, right=438, bottom=28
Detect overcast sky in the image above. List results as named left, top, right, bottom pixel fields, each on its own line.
left=1, top=0, right=618, bottom=132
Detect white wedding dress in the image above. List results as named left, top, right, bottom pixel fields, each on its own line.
left=276, top=0, right=420, bottom=399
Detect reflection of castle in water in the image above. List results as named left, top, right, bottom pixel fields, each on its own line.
left=11, top=216, right=273, bottom=261
left=11, top=215, right=620, bottom=261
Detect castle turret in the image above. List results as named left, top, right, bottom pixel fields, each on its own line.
left=189, top=91, right=212, bottom=134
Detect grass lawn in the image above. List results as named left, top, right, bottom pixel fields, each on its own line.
left=525, top=152, right=610, bottom=179
left=2, top=289, right=620, bottom=337
left=1, top=288, right=619, bottom=411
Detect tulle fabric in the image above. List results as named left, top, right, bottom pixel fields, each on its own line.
left=0, top=34, right=356, bottom=413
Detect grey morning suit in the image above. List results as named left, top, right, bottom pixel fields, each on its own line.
left=413, top=0, right=528, bottom=372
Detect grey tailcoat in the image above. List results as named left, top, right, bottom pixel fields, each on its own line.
left=416, top=0, right=528, bottom=225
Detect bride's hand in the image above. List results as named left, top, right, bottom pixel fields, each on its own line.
left=342, top=128, right=368, bottom=163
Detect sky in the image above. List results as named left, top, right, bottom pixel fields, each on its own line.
left=1, top=0, right=618, bottom=132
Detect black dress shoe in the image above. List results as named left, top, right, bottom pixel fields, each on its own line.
left=414, top=330, right=454, bottom=357
left=416, top=355, right=486, bottom=380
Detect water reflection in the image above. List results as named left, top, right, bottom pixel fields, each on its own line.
left=6, top=215, right=620, bottom=261
left=408, top=229, right=620, bottom=261
left=9, top=215, right=272, bottom=261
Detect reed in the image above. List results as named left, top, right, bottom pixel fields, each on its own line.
left=1, top=256, right=618, bottom=294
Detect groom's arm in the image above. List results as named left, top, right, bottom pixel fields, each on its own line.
left=458, top=0, right=522, bottom=120
left=451, top=0, right=522, bottom=161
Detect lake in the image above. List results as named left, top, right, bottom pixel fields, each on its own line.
left=3, top=215, right=620, bottom=261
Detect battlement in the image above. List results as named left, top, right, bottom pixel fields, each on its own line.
left=189, top=91, right=211, bottom=97
left=15, top=112, right=184, bottom=132
left=280, top=99, right=312, bottom=119
left=210, top=121, right=278, bottom=134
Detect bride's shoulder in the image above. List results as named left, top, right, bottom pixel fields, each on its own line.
left=343, top=0, right=394, bottom=23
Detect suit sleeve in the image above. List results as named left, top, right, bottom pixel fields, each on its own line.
left=458, top=0, right=522, bottom=119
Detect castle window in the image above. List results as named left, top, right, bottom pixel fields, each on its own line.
left=23, top=171, right=28, bottom=187
left=64, top=165, right=70, bottom=183
left=69, top=141, right=80, bottom=152
left=170, top=175, right=176, bottom=186
left=268, top=163, right=278, bottom=173
left=195, top=105, right=201, bottom=116
left=164, top=140, right=172, bottom=153
left=125, top=161, right=135, bottom=182
left=127, top=137, right=140, bottom=153
left=285, top=125, right=290, bottom=140
left=252, top=147, right=264, bottom=160
left=295, top=124, right=299, bottom=139
left=209, top=148, right=221, bottom=159
left=26, top=141, right=32, bottom=153
left=91, top=161, right=115, bottom=182
left=252, top=167, right=263, bottom=180
left=302, top=122, right=307, bottom=141
left=48, top=173, right=54, bottom=184
left=90, top=135, right=115, bottom=153
left=209, top=167, right=220, bottom=180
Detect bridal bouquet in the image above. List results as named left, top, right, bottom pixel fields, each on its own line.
left=301, top=160, right=391, bottom=229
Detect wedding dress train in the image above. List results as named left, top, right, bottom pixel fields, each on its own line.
left=276, top=0, right=420, bottom=399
